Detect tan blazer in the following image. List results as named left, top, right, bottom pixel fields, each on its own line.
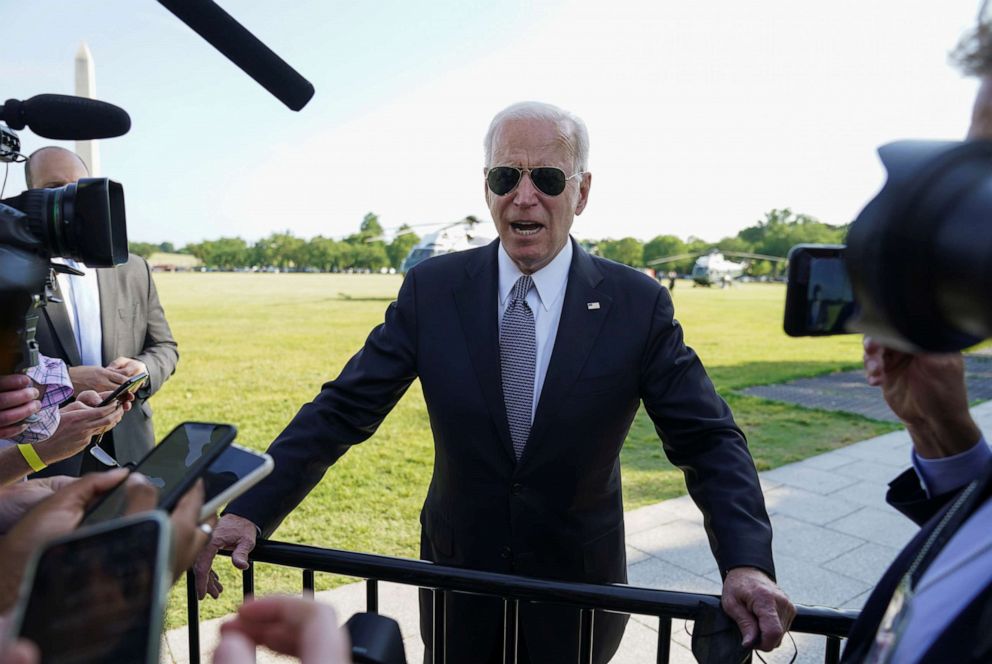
left=36, top=254, right=178, bottom=466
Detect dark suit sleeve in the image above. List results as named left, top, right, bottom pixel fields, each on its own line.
left=639, top=287, right=774, bottom=578
left=133, top=257, right=178, bottom=396
left=226, top=270, right=420, bottom=536
left=886, top=468, right=959, bottom=526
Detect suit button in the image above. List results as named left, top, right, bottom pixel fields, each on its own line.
left=511, top=483, right=523, bottom=496
left=501, top=546, right=512, bottom=560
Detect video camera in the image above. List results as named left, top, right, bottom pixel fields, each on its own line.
left=0, top=94, right=131, bottom=374
left=784, top=139, right=992, bottom=352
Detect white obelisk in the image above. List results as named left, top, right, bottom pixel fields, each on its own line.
left=74, top=42, right=99, bottom=176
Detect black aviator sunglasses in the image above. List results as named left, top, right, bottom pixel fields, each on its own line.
left=486, top=166, right=584, bottom=197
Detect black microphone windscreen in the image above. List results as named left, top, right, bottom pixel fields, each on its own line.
left=2, top=95, right=131, bottom=140
left=158, top=0, right=315, bottom=111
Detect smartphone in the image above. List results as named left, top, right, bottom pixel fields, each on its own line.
left=83, top=421, right=237, bottom=525
left=199, top=445, right=274, bottom=521
left=8, top=512, right=171, bottom=664
left=97, top=372, right=149, bottom=407
left=783, top=244, right=859, bottom=337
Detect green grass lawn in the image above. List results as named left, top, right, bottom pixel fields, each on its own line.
left=152, top=274, right=897, bottom=626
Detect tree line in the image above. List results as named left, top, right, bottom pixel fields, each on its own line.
left=128, top=208, right=846, bottom=274
left=129, top=213, right=420, bottom=272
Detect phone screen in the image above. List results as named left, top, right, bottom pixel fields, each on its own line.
left=784, top=244, right=858, bottom=336
left=98, top=373, right=148, bottom=407
left=15, top=515, right=168, bottom=664
left=203, top=446, right=269, bottom=503
left=84, top=421, right=236, bottom=524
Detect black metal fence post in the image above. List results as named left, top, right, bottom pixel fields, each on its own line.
left=303, top=568, right=315, bottom=597
left=242, top=560, right=254, bottom=600
left=186, top=571, right=200, bottom=664
left=367, top=578, right=379, bottom=613
left=578, top=608, right=595, bottom=663
left=503, top=598, right=518, bottom=664
left=826, top=636, right=842, bottom=663
left=656, top=616, right=671, bottom=664
left=432, top=588, right=446, bottom=664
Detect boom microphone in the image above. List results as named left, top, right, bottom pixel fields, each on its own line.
left=157, top=0, right=315, bottom=111
left=1, top=95, right=131, bottom=140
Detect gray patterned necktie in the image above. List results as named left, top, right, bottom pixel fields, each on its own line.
left=500, top=275, right=536, bottom=460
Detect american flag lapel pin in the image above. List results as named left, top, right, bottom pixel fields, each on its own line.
left=587, top=302, right=600, bottom=310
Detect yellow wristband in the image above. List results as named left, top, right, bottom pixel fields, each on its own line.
left=17, top=444, right=46, bottom=472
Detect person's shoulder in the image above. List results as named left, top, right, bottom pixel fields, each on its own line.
left=585, top=253, right=663, bottom=294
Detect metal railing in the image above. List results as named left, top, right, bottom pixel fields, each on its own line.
left=185, top=540, right=858, bottom=664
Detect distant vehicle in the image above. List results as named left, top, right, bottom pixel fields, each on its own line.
left=647, top=250, right=786, bottom=287
left=401, top=216, right=494, bottom=273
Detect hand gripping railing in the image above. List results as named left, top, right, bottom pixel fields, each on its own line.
left=185, top=540, right=858, bottom=664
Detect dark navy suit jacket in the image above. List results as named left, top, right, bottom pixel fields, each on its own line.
left=842, top=465, right=992, bottom=663
left=229, top=239, right=773, bottom=663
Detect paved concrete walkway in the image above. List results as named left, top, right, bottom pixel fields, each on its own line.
left=164, top=401, right=992, bottom=664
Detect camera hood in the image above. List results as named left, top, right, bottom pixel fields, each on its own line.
left=846, top=139, right=992, bottom=351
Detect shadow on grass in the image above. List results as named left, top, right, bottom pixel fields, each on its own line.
left=337, top=293, right=397, bottom=302
left=707, top=360, right=863, bottom=392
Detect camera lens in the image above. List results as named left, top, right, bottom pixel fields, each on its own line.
left=7, top=177, right=127, bottom=267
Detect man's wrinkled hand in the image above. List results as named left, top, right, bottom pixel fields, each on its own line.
left=863, top=337, right=981, bottom=458
left=720, top=566, right=795, bottom=652
left=194, top=513, right=258, bottom=600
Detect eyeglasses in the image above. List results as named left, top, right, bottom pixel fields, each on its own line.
left=485, top=166, right=584, bottom=197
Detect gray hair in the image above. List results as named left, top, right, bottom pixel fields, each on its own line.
left=483, top=101, right=590, bottom=172
left=24, top=146, right=89, bottom=189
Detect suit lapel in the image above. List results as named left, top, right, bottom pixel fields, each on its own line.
left=43, top=277, right=82, bottom=366
left=525, top=241, right=612, bottom=461
left=97, top=267, right=117, bottom=366
left=453, top=242, right=516, bottom=463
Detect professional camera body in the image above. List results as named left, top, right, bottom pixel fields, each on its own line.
left=0, top=95, right=130, bottom=373
left=784, top=139, right=992, bottom=352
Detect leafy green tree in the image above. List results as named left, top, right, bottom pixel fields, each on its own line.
left=128, top=242, right=157, bottom=258
left=737, top=208, right=844, bottom=258
left=386, top=225, right=420, bottom=270
left=599, top=237, right=644, bottom=267
left=643, top=235, right=686, bottom=266
left=256, top=231, right=305, bottom=270
left=158, top=241, right=175, bottom=253
left=360, top=212, right=384, bottom=238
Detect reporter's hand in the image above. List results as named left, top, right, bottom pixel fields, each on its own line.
left=67, top=365, right=128, bottom=394
left=214, top=596, right=351, bottom=664
left=721, top=567, right=795, bottom=651
left=35, top=395, right=124, bottom=466
left=106, top=357, right=148, bottom=380
left=0, top=476, right=77, bottom=533
left=0, top=374, right=40, bottom=438
left=864, top=337, right=982, bottom=458
left=194, top=514, right=257, bottom=600
left=0, top=468, right=129, bottom=612
left=0, top=640, right=39, bottom=664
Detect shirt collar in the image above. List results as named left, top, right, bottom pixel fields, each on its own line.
left=498, top=238, right=572, bottom=312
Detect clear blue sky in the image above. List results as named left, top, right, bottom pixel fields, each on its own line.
left=1, top=0, right=983, bottom=245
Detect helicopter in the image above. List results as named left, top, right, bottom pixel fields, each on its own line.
left=647, top=250, right=786, bottom=287
left=400, top=216, right=494, bottom=273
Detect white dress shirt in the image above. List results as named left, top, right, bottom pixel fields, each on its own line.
left=54, top=259, right=103, bottom=367
left=497, top=240, right=572, bottom=420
